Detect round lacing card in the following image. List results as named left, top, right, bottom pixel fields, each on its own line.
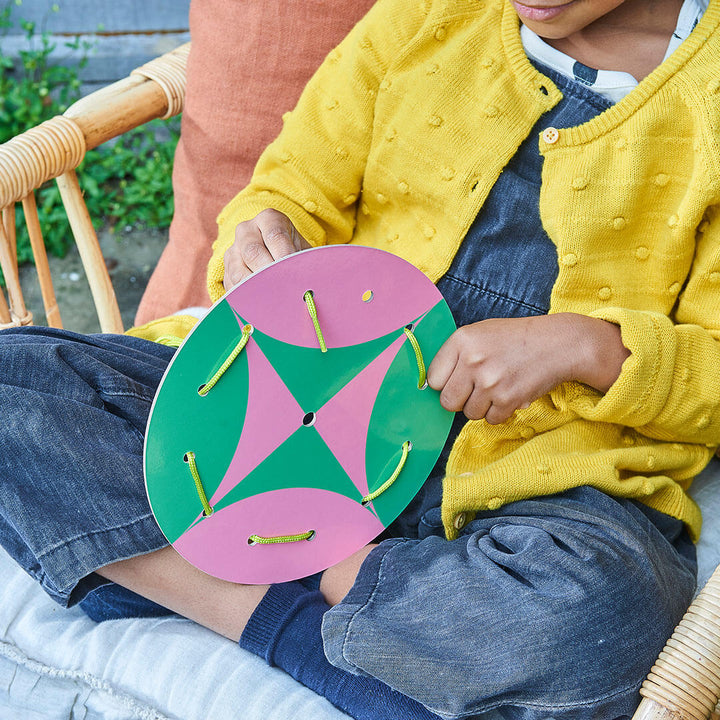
left=144, top=244, right=456, bottom=584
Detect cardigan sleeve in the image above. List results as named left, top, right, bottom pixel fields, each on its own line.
left=205, top=0, right=431, bottom=303
left=568, top=208, right=720, bottom=448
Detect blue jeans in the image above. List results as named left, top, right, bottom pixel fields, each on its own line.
left=322, top=489, right=696, bottom=719
left=0, top=326, right=697, bottom=720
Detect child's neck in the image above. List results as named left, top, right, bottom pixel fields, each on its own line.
left=546, top=0, right=685, bottom=81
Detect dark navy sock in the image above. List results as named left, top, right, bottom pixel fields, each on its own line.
left=240, top=582, right=442, bottom=720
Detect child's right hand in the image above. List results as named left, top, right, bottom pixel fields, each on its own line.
left=224, top=209, right=310, bottom=290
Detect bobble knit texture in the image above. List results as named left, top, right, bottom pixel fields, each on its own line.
left=204, top=0, right=720, bottom=541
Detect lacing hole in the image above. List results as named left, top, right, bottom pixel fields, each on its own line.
left=243, top=324, right=254, bottom=335
left=406, top=441, right=413, bottom=451
left=419, top=380, right=428, bottom=390
left=197, top=384, right=207, bottom=395
left=539, top=85, right=549, bottom=95
left=362, top=289, right=374, bottom=302
left=405, top=323, right=415, bottom=331
left=302, top=411, right=317, bottom=427
left=247, top=537, right=257, bottom=546
left=306, top=530, right=316, bottom=541
left=202, top=507, right=214, bottom=517
left=304, top=289, right=314, bottom=299
left=183, top=453, right=190, bottom=463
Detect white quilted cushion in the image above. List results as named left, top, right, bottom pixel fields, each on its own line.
left=0, top=548, right=349, bottom=720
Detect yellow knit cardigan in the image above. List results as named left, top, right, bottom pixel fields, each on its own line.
left=199, top=0, right=720, bottom=540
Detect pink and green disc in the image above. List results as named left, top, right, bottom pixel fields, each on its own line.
left=144, top=245, right=455, bottom=584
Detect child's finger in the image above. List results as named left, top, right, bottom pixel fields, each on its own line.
left=426, top=338, right=459, bottom=392
left=438, top=368, right=474, bottom=414
left=255, top=209, right=303, bottom=261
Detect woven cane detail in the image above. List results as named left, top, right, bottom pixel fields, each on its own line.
left=130, top=44, right=189, bottom=118
left=640, top=567, right=720, bottom=720
left=0, top=116, right=85, bottom=208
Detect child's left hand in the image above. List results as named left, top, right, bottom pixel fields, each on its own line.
left=426, top=313, right=630, bottom=424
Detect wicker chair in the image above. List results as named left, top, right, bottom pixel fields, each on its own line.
left=1, top=43, right=719, bottom=720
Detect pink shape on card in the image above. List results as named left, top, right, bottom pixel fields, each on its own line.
left=226, top=246, right=440, bottom=348
left=207, top=330, right=305, bottom=508
left=314, top=333, right=406, bottom=499
left=173, top=487, right=385, bottom=583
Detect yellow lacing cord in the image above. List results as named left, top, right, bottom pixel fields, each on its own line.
left=248, top=530, right=316, bottom=545
left=303, top=291, right=327, bottom=353
left=184, top=451, right=214, bottom=517
left=362, top=440, right=412, bottom=506
left=198, top=324, right=253, bottom=396
left=403, top=327, right=427, bottom=389
left=155, top=334, right=184, bottom=347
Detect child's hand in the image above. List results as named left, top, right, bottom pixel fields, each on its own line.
left=426, top=313, right=630, bottom=424
left=224, top=209, right=311, bottom=289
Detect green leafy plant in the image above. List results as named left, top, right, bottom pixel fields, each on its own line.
left=0, top=1, right=178, bottom=271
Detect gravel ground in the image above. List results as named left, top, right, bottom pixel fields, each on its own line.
left=18, top=224, right=168, bottom=335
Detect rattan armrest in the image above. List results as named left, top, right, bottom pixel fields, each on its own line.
left=0, top=42, right=190, bottom=333
left=633, top=566, right=720, bottom=720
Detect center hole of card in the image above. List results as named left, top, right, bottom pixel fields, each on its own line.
left=302, top=412, right=317, bottom=427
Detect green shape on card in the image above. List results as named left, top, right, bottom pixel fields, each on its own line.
left=363, top=300, right=455, bottom=527
left=242, top=317, right=401, bottom=415
left=145, top=300, right=250, bottom=543
left=211, top=425, right=364, bottom=514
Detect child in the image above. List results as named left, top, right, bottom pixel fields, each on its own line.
left=1, top=0, right=718, bottom=717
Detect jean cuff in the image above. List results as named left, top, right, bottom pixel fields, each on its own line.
left=320, top=539, right=402, bottom=675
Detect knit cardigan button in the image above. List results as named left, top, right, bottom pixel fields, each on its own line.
left=598, top=286, right=612, bottom=300
left=635, top=246, right=650, bottom=260
left=561, top=253, right=577, bottom=267
left=542, top=127, right=559, bottom=144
